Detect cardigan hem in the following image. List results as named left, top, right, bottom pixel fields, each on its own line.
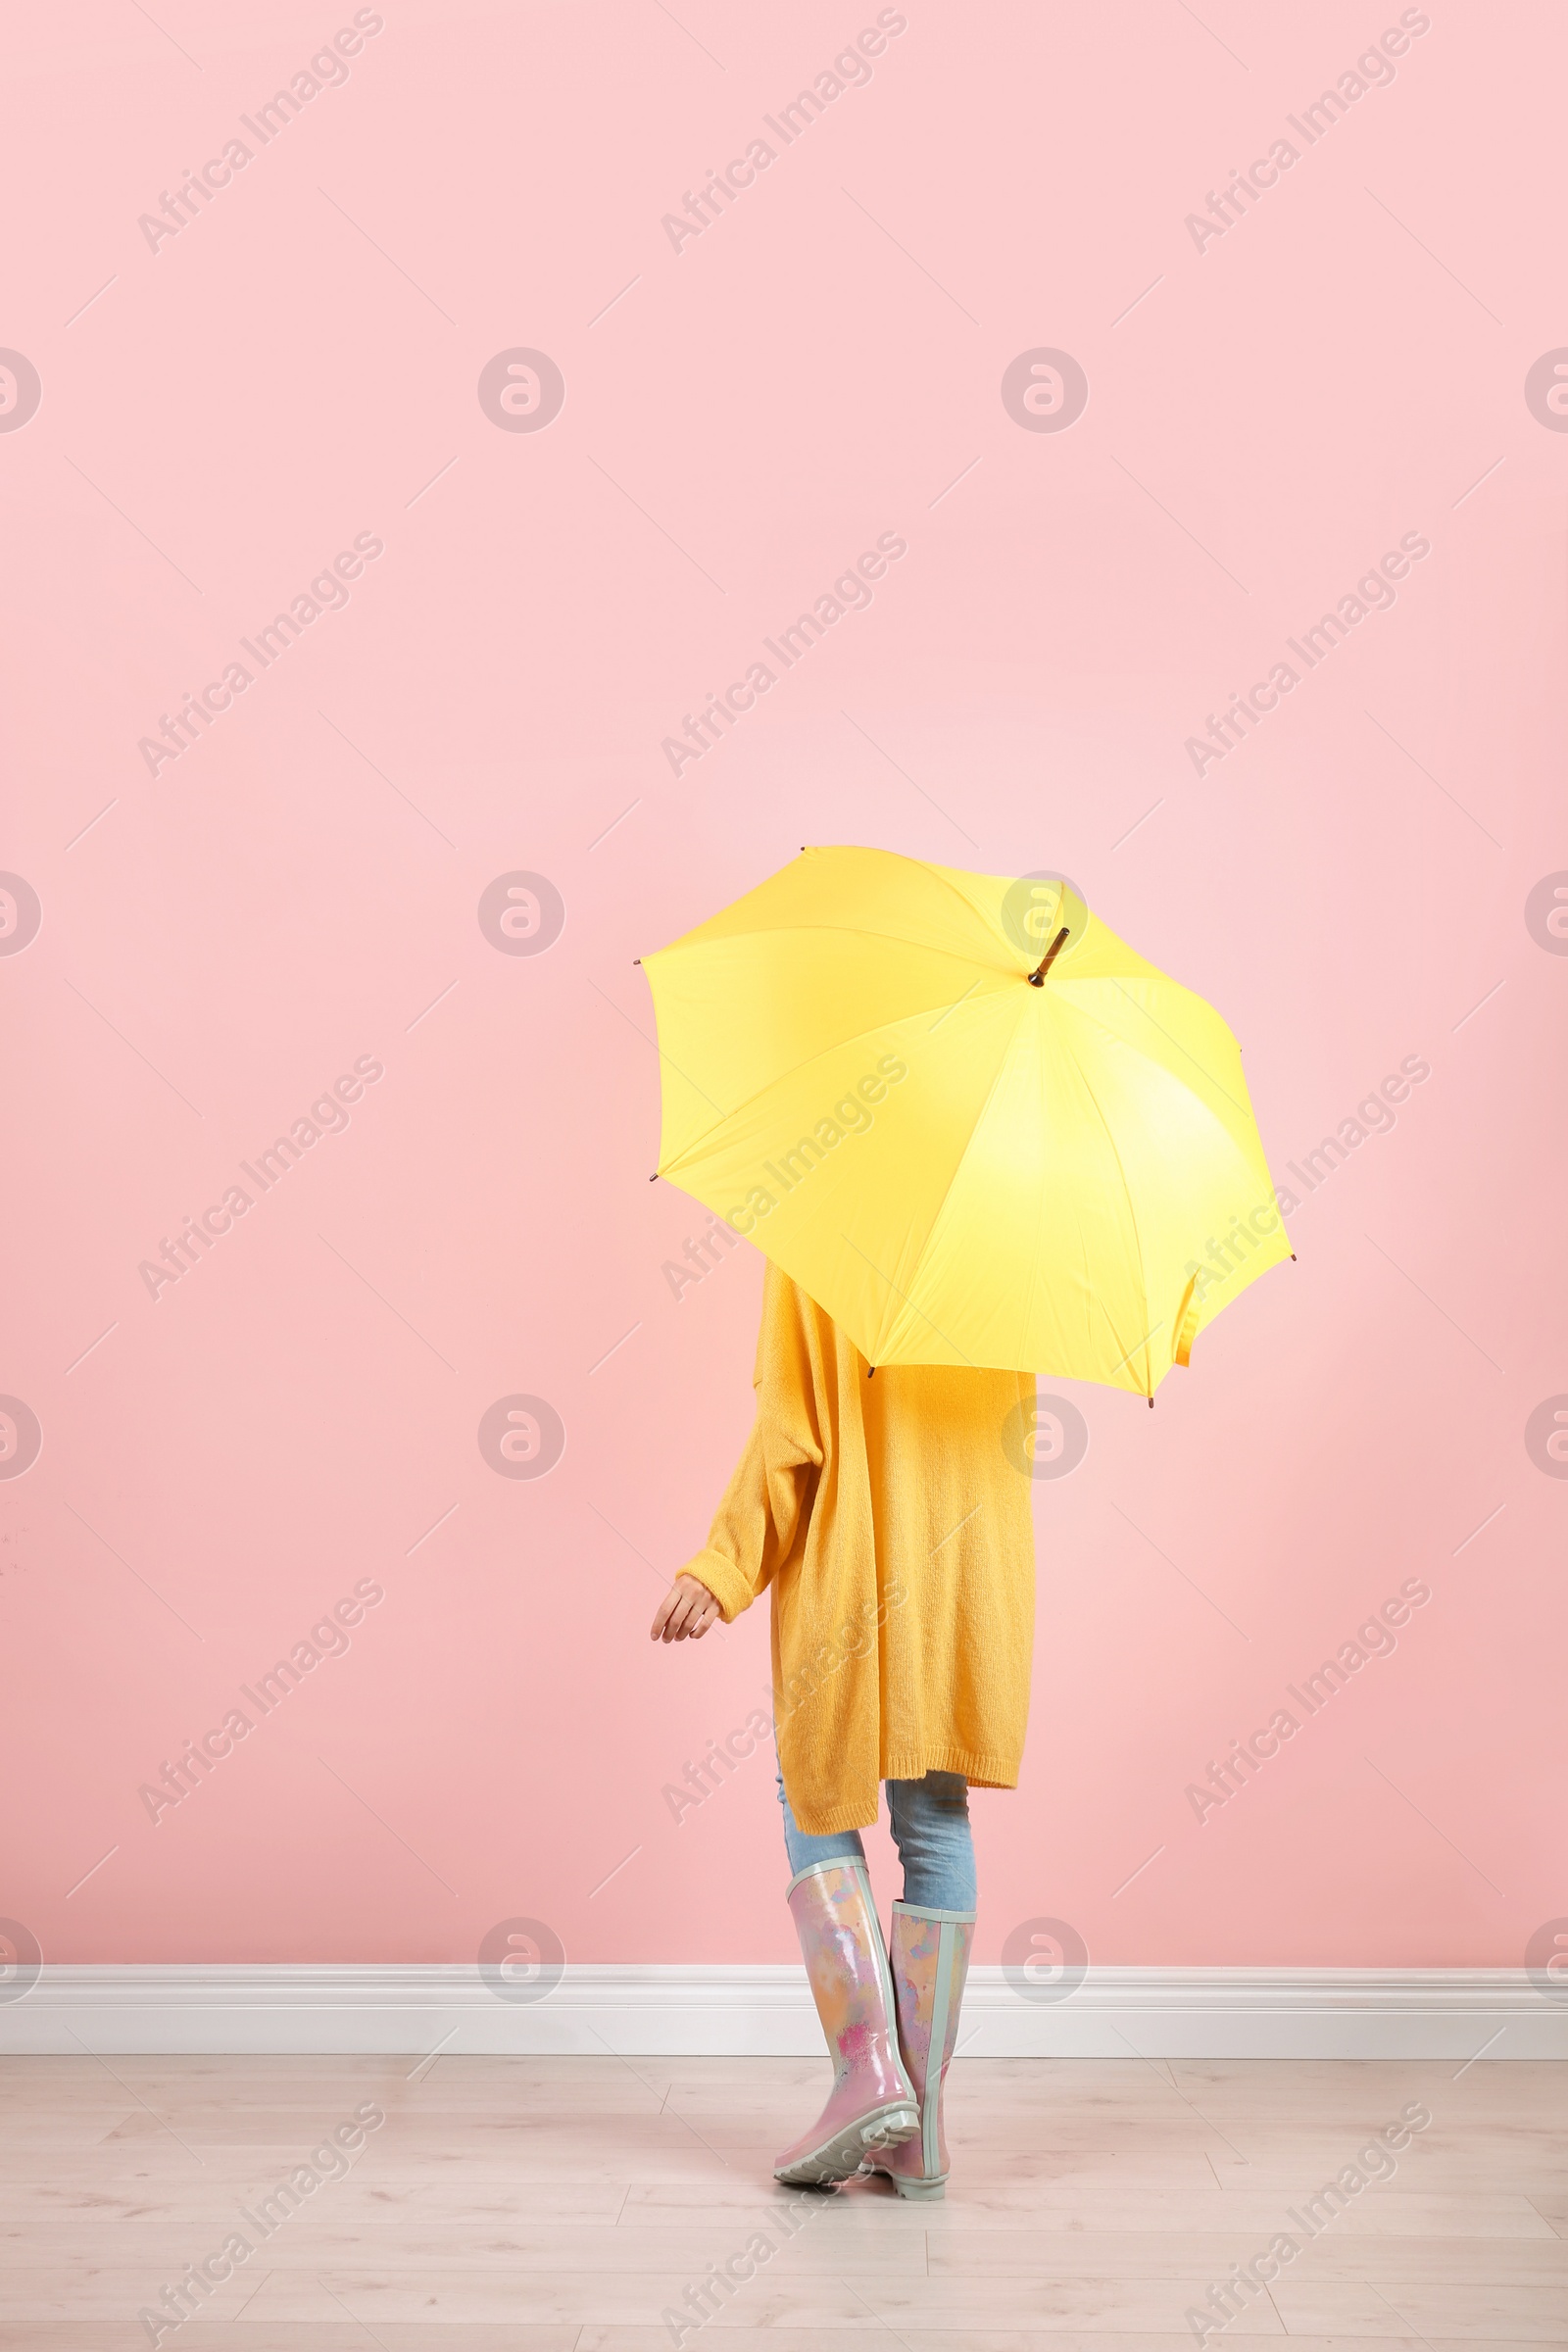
left=789, top=1746, right=1021, bottom=1837
left=882, top=1745, right=1019, bottom=1788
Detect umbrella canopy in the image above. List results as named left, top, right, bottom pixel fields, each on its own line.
left=642, top=846, right=1289, bottom=1396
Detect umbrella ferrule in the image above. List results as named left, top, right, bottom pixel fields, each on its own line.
left=1028, top=926, right=1070, bottom=985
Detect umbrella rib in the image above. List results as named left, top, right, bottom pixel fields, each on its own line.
left=1106, top=1317, right=1168, bottom=1380
left=589, top=978, right=727, bottom=1117
left=908, top=851, right=1025, bottom=953
left=656, top=964, right=1018, bottom=1175
left=870, top=989, right=1157, bottom=1388
left=1052, top=1004, right=1158, bottom=1396
left=863, top=994, right=1033, bottom=1363
left=1099, top=976, right=1250, bottom=1117
left=1055, top=986, right=1274, bottom=1199
left=1020, top=1008, right=1052, bottom=1356
left=839, top=1231, right=978, bottom=1367
left=660, top=915, right=1013, bottom=966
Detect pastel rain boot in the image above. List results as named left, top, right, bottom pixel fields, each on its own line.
left=869, top=1900, right=975, bottom=2199
left=773, top=1858, right=919, bottom=2187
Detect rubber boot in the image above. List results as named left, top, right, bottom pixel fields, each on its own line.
left=868, top=1901, right=975, bottom=2199
left=773, top=1858, right=919, bottom=2187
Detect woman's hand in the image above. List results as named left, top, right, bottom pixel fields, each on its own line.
left=650, top=1573, right=722, bottom=1643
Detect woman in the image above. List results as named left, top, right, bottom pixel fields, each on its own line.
left=651, top=1258, right=1036, bottom=2198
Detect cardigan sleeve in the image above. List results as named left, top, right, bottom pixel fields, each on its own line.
left=681, top=1269, right=824, bottom=1623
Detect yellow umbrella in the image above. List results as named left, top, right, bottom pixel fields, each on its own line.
left=642, top=847, right=1290, bottom=1397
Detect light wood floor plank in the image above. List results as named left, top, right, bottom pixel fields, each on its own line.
left=0, top=2331, right=1558, bottom=2352
left=1274, top=2275, right=1568, bottom=2338
left=5, top=2053, right=1563, bottom=2341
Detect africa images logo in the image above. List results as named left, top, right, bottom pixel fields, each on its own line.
left=0, top=351, right=41, bottom=432
left=1524, top=352, right=1568, bottom=429
left=478, top=1396, right=565, bottom=1480
left=0, top=873, right=42, bottom=955
left=476, top=351, right=565, bottom=432
left=477, top=872, right=564, bottom=954
left=0, top=1399, right=43, bottom=1482
left=1000, top=349, right=1089, bottom=433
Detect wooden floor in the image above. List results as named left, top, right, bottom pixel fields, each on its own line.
left=2, top=2052, right=1565, bottom=2347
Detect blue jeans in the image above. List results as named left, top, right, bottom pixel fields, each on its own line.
left=776, top=1761, right=976, bottom=1911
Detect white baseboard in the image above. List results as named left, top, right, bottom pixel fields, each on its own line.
left=3, top=1965, right=1564, bottom=2059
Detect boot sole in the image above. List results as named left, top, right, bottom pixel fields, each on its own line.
left=773, top=2100, right=919, bottom=2187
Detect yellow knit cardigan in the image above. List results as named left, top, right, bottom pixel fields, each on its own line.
left=684, top=1263, right=1038, bottom=1835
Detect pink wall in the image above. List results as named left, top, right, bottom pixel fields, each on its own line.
left=2, top=0, right=1563, bottom=1976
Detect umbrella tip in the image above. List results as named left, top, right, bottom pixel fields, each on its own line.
left=650, top=1172, right=659, bottom=1183
left=1291, top=1252, right=1298, bottom=1261
left=1028, top=925, right=1071, bottom=985
left=1148, top=1396, right=1154, bottom=1409
left=633, top=956, right=641, bottom=964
